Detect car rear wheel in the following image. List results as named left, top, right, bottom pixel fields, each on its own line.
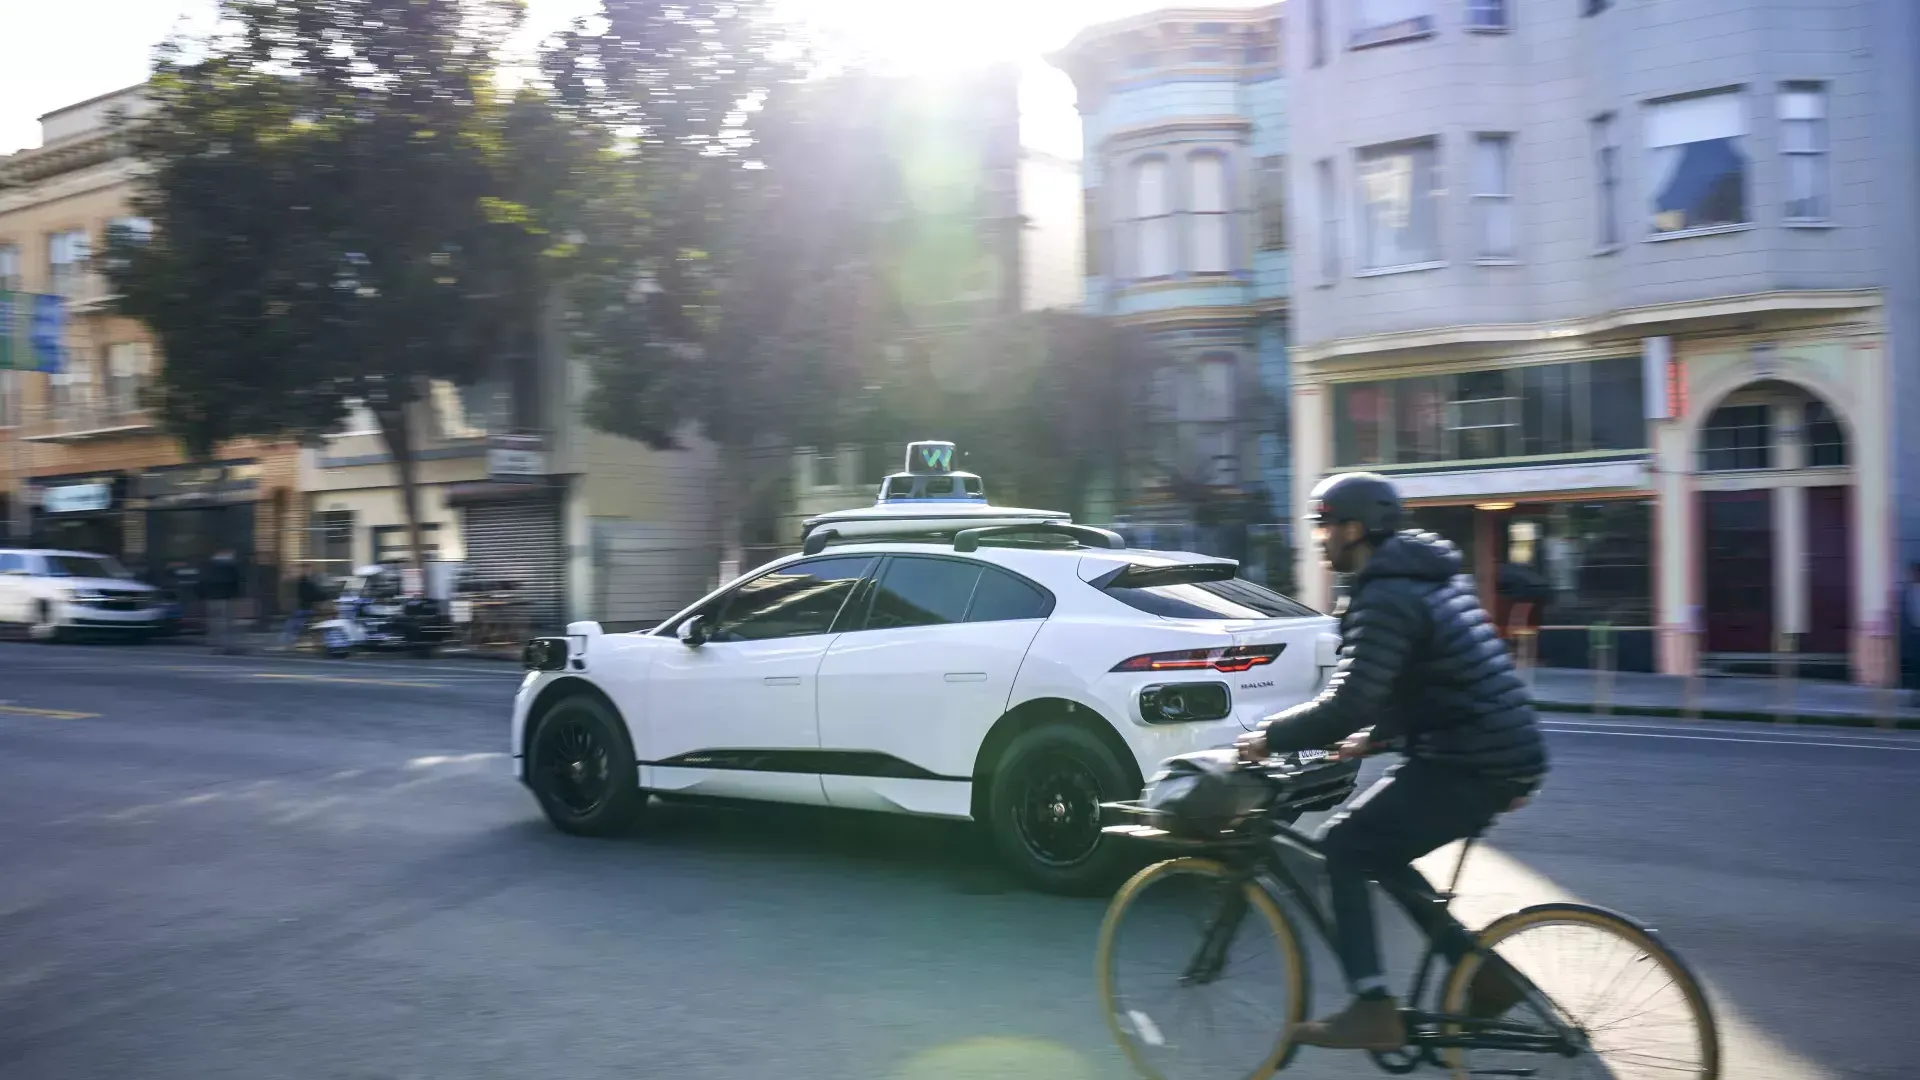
left=987, top=723, right=1135, bottom=896
left=527, top=694, right=648, bottom=837
left=29, top=602, right=63, bottom=643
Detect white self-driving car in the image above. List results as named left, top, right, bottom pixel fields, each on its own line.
left=512, top=443, right=1339, bottom=892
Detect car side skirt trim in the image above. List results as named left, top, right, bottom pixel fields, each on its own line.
left=640, top=749, right=971, bottom=784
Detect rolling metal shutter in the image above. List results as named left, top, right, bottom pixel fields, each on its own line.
left=461, top=497, right=568, bottom=632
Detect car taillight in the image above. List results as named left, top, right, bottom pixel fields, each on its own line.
left=1111, top=643, right=1285, bottom=674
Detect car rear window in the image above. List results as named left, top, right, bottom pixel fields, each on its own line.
left=1101, top=576, right=1320, bottom=621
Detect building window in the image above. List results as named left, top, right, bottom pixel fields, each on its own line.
left=1591, top=114, right=1620, bottom=248
left=1467, top=0, right=1508, bottom=30
left=1357, top=138, right=1441, bottom=270
left=1332, top=358, right=1646, bottom=467
left=372, top=523, right=442, bottom=564
left=307, top=510, right=355, bottom=573
left=1193, top=353, right=1238, bottom=484
left=1351, top=0, right=1434, bottom=48
left=47, top=229, right=90, bottom=298
left=1310, top=0, right=1328, bottom=66
left=1333, top=383, right=1389, bottom=465
left=1646, top=90, right=1749, bottom=235
left=1244, top=20, right=1281, bottom=67
left=1698, top=403, right=1772, bottom=471
left=1803, top=400, right=1847, bottom=467
left=1472, top=133, right=1516, bottom=260
left=1450, top=369, right=1518, bottom=459
left=1588, top=357, right=1647, bottom=450
left=1520, top=362, right=1581, bottom=455
left=0, top=244, right=19, bottom=291
left=50, top=366, right=97, bottom=422
left=105, top=342, right=152, bottom=417
left=1188, top=152, right=1232, bottom=274
left=809, top=450, right=841, bottom=489
left=1780, top=84, right=1829, bottom=222
left=1132, top=157, right=1173, bottom=279
left=1393, top=376, right=1448, bottom=463
left=1316, top=158, right=1339, bottom=282
left=1257, top=155, right=1288, bottom=250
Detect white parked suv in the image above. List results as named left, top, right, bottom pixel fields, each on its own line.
left=0, top=549, right=165, bottom=642
left=510, top=444, right=1340, bottom=892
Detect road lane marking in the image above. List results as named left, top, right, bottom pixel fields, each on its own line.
left=250, top=673, right=443, bottom=689
left=0, top=703, right=98, bottom=720
left=1543, top=723, right=1920, bottom=752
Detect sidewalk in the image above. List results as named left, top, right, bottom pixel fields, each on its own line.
left=1526, top=666, right=1920, bottom=729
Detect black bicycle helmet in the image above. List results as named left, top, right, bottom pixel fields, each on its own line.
left=1139, top=749, right=1273, bottom=839
left=1306, top=472, right=1402, bottom=540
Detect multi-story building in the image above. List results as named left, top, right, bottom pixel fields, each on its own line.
left=0, top=88, right=303, bottom=604
left=1048, top=5, right=1290, bottom=524
left=1285, top=0, right=1918, bottom=685
left=299, top=312, right=720, bottom=633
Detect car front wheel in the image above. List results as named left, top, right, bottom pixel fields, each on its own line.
left=986, top=723, right=1135, bottom=896
left=527, top=694, right=647, bottom=837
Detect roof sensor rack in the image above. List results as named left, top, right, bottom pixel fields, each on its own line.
left=953, top=522, right=1124, bottom=553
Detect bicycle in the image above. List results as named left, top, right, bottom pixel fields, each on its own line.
left=1095, top=750, right=1719, bottom=1079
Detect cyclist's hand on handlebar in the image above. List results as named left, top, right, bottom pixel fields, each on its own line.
left=1334, top=731, right=1384, bottom=761
left=1234, top=728, right=1268, bottom=762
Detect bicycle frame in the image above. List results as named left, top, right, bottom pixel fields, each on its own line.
left=1178, top=815, right=1588, bottom=1066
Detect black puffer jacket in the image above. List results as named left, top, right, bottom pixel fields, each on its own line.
left=1259, top=530, right=1548, bottom=784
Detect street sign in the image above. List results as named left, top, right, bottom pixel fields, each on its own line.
left=43, top=482, right=113, bottom=514
left=487, top=434, right=548, bottom=482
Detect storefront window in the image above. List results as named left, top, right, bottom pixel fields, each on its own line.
left=1500, top=500, right=1653, bottom=626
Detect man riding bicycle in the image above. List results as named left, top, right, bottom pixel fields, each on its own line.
left=1236, top=472, right=1548, bottom=1052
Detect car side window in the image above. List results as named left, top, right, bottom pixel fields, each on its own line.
left=705, top=556, right=874, bottom=643
left=864, top=556, right=983, bottom=631
left=0, top=554, right=21, bottom=574
left=966, top=566, right=1052, bottom=622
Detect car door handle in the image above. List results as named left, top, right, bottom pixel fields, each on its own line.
left=943, top=672, right=988, bottom=683
left=763, top=676, right=803, bottom=686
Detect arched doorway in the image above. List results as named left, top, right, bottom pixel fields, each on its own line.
left=1694, top=380, right=1852, bottom=669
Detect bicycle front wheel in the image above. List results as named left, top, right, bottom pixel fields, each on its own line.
left=1096, top=856, right=1308, bottom=1080
left=1439, top=902, right=1720, bottom=1080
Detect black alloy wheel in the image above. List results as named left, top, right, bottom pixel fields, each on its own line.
left=988, top=723, right=1135, bottom=895
left=1015, top=750, right=1105, bottom=868
left=527, top=695, right=646, bottom=836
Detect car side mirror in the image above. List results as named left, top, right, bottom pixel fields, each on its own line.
left=677, top=614, right=710, bottom=648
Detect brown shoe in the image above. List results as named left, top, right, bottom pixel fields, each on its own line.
left=1292, top=996, right=1406, bottom=1051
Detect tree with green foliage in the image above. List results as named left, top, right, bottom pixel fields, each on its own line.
left=109, top=0, right=603, bottom=571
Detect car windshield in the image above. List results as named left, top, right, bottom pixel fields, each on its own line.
left=1101, top=576, right=1320, bottom=621
left=44, top=554, right=134, bottom=580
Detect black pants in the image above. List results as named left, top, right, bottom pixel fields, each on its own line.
left=1316, top=759, right=1526, bottom=996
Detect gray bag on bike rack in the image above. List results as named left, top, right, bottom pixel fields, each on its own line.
left=1140, top=749, right=1274, bottom=839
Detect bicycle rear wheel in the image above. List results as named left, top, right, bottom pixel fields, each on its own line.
left=1439, top=902, right=1720, bottom=1080
left=1096, top=856, right=1308, bottom=1080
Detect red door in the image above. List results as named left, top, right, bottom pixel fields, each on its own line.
left=1804, top=486, right=1853, bottom=655
left=1701, top=490, right=1775, bottom=654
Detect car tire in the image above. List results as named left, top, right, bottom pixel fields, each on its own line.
left=526, top=694, right=647, bottom=838
left=29, top=602, right=63, bottom=644
left=986, top=723, right=1135, bottom=896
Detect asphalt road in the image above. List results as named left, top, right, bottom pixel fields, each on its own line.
left=0, top=641, right=1914, bottom=1080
